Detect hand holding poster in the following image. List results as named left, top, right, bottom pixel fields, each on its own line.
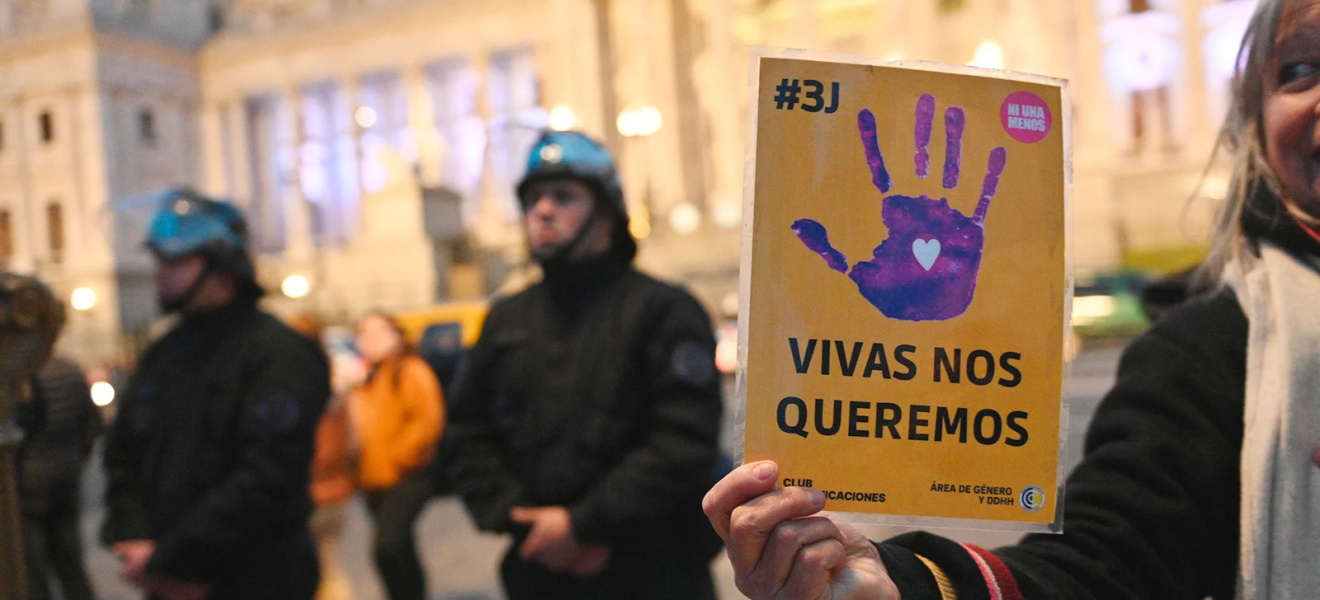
left=737, top=49, right=1070, bottom=532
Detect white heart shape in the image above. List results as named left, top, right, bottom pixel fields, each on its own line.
left=912, top=238, right=941, bottom=271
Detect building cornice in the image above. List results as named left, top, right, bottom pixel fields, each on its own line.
left=93, top=31, right=197, bottom=72
left=0, top=20, right=197, bottom=79
left=0, top=19, right=96, bottom=63
left=199, top=0, right=549, bottom=70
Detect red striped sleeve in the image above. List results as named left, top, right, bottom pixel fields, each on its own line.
left=964, top=544, right=1025, bottom=600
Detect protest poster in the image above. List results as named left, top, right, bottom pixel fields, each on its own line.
left=737, top=49, right=1070, bottom=531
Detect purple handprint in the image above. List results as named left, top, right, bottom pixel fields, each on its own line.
left=792, top=94, right=1007, bottom=322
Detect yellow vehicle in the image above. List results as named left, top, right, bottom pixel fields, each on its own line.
left=392, top=300, right=490, bottom=391
left=392, top=300, right=490, bottom=498
left=394, top=300, right=490, bottom=349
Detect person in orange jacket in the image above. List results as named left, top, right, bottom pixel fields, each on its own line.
left=287, top=314, right=356, bottom=600
left=350, top=311, right=444, bottom=600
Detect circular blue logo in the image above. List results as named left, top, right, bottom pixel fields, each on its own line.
left=1020, top=485, right=1045, bottom=513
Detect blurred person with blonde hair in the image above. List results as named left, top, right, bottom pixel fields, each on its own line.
left=351, top=311, right=444, bottom=600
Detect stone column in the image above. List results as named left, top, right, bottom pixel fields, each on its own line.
left=1178, top=0, right=1211, bottom=148
left=199, top=99, right=228, bottom=196
left=1072, top=0, right=1113, bottom=161
left=280, top=87, right=313, bottom=258
left=707, top=0, right=744, bottom=223
left=795, top=0, right=819, bottom=49
left=226, top=95, right=253, bottom=209
left=470, top=52, right=504, bottom=244
left=403, top=63, right=441, bottom=187
left=547, top=0, right=583, bottom=129
left=7, top=96, right=36, bottom=271
left=340, top=74, right=366, bottom=233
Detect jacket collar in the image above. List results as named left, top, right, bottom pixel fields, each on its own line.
left=1242, top=186, right=1320, bottom=268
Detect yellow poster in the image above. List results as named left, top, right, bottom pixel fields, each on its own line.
left=739, top=50, right=1069, bottom=531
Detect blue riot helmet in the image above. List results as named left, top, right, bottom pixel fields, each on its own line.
left=516, top=130, right=636, bottom=262
left=143, top=187, right=258, bottom=309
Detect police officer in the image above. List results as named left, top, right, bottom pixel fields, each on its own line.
left=100, top=189, right=329, bottom=600
left=449, top=131, right=724, bottom=600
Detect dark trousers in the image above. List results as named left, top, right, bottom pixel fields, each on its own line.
left=23, top=487, right=94, bottom=600
left=365, top=470, right=432, bottom=600
left=145, top=531, right=320, bottom=600
left=500, top=539, right=717, bottom=600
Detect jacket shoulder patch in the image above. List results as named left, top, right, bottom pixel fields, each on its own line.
left=254, top=391, right=302, bottom=433
left=671, top=341, right=716, bottom=387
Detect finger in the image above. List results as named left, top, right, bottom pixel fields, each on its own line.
left=913, top=94, right=935, bottom=180
left=838, top=521, right=882, bottom=556
left=942, top=107, right=966, bottom=189
left=791, top=219, right=849, bottom=274
left=519, top=530, right=546, bottom=561
left=703, top=461, right=780, bottom=541
left=774, top=539, right=847, bottom=600
left=728, top=486, right=828, bottom=576
left=858, top=110, right=892, bottom=193
left=746, top=517, right=846, bottom=598
left=510, top=507, right=536, bottom=523
left=974, top=147, right=1007, bottom=224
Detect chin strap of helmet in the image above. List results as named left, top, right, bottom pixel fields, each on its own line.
left=531, top=202, right=607, bottom=267
left=159, top=256, right=215, bottom=314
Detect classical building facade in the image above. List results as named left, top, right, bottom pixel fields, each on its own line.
left=0, top=0, right=219, bottom=364
left=0, top=0, right=1257, bottom=365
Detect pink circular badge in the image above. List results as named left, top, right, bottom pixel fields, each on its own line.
left=1000, top=92, right=1052, bottom=144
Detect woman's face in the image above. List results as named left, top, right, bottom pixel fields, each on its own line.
left=1265, top=0, right=1320, bottom=219
left=356, top=315, right=403, bottom=365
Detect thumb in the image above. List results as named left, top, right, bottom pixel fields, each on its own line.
left=791, top=219, right=850, bottom=274
left=510, top=507, right=536, bottom=524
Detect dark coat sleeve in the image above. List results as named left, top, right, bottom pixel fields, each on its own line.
left=101, top=347, right=164, bottom=546
left=145, top=327, right=329, bottom=580
left=450, top=300, right=527, bottom=533
left=567, top=287, right=724, bottom=543
left=882, top=290, right=1248, bottom=600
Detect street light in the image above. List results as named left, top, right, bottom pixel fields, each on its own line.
left=90, top=381, right=115, bottom=407
left=548, top=105, right=579, bottom=132
left=617, top=105, right=663, bottom=238
left=628, top=204, right=652, bottom=240
left=281, top=275, right=311, bottom=299
left=668, top=202, right=701, bottom=236
left=70, top=287, right=96, bottom=311
left=617, top=106, right=662, bottom=138
left=712, top=200, right=741, bottom=230
left=354, top=106, right=378, bottom=129
left=969, top=40, right=1005, bottom=70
